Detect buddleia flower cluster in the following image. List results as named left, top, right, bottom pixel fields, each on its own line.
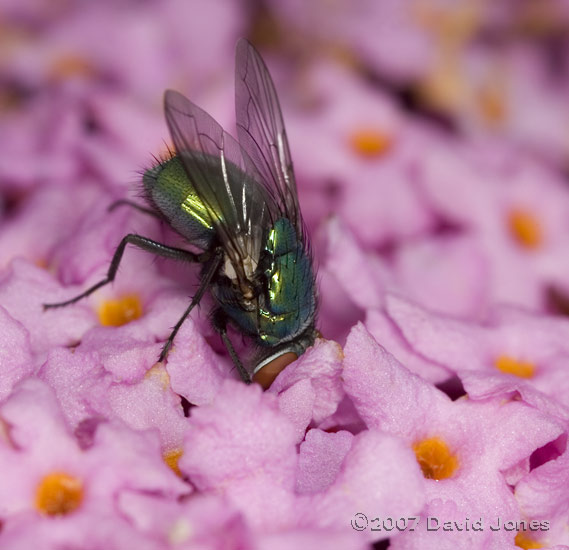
left=1, top=1, right=569, bottom=549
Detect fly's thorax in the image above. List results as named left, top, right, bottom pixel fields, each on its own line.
left=142, top=155, right=215, bottom=249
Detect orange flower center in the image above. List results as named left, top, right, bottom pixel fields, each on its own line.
left=49, top=55, right=95, bottom=81
left=36, top=472, right=83, bottom=516
left=478, top=84, right=507, bottom=125
left=507, top=209, right=542, bottom=249
left=98, top=294, right=143, bottom=327
left=145, top=363, right=171, bottom=388
left=515, top=532, right=543, bottom=549
left=348, top=129, right=392, bottom=158
left=413, top=437, right=458, bottom=480
left=494, top=355, right=535, bottom=379
left=163, top=448, right=183, bottom=477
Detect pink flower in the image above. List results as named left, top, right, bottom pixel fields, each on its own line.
left=38, top=326, right=202, bottom=453
left=385, top=293, right=569, bottom=408
left=165, top=316, right=233, bottom=406
left=0, top=259, right=94, bottom=356
left=118, top=491, right=254, bottom=549
left=265, top=0, right=435, bottom=81
left=342, top=323, right=564, bottom=549
left=0, top=379, right=188, bottom=548
left=180, top=380, right=299, bottom=529
left=316, top=217, right=384, bottom=343
left=440, top=41, right=569, bottom=166
left=417, top=142, right=569, bottom=310
left=268, top=338, right=345, bottom=428
left=296, top=429, right=425, bottom=545
left=515, top=447, right=569, bottom=548
left=284, top=62, right=435, bottom=247
left=3, top=3, right=569, bottom=548
left=390, top=233, right=490, bottom=319
left=0, top=95, right=82, bottom=191
left=365, top=309, right=450, bottom=384
left=0, top=306, right=34, bottom=401
left=179, top=376, right=424, bottom=546
left=0, top=182, right=102, bottom=269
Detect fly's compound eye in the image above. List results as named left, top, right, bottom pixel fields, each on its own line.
left=252, top=351, right=298, bottom=389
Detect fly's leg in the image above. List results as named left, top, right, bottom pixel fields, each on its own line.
left=212, top=309, right=251, bottom=384
left=43, top=234, right=204, bottom=309
left=158, top=247, right=224, bottom=362
left=108, top=199, right=162, bottom=220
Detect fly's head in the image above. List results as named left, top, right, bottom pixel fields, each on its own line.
left=252, top=326, right=318, bottom=388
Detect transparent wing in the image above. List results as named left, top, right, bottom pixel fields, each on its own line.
left=164, top=89, right=274, bottom=286
left=235, top=38, right=304, bottom=239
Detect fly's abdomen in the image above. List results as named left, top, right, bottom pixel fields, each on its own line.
left=143, top=156, right=215, bottom=250
left=212, top=217, right=316, bottom=348
left=258, top=218, right=316, bottom=346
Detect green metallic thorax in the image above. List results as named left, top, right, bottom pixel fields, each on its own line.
left=143, top=156, right=215, bottom=250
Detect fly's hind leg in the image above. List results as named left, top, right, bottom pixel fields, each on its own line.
left=212, top=309, right=251, bottom=384
left=43, top=234, right=204, bottom=310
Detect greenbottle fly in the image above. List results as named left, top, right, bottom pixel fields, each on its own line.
left=44, top=39, right=318, bottom=386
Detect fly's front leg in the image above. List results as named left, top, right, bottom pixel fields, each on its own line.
left=212, top=309, right=250, bottom=384
left=43, top=234, right=204, bottom=309
left=158, top=247, right=224, bottom=362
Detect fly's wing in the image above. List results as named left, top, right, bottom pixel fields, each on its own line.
left=235, top=39, right=305, bottom=241
left=164, top=89, right=273, bottom=286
